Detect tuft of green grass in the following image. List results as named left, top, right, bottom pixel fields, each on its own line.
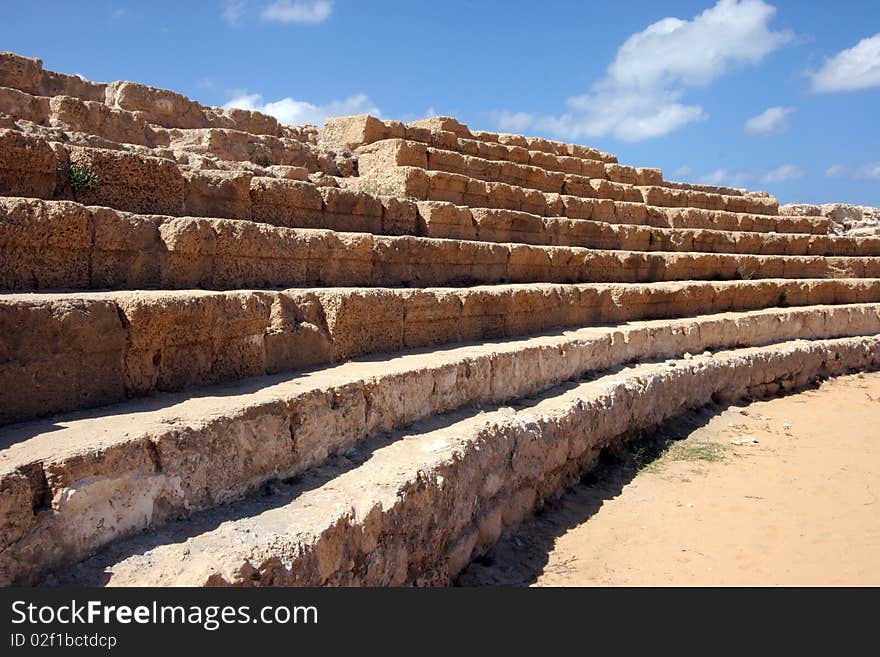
left=69, top=163, right=100, bottom=193
left=252, top=153, right=272, bottom=168
left=358, top=178, right=407, bottom=199
left=626, top=432, right=729, bottom=474
left=663, top=441, right=727, bottom=464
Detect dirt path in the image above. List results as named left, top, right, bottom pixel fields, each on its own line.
left=459, top=372, right=880, bottom=586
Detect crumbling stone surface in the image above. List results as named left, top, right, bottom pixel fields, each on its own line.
left=1, top=51, right=878, bottom=589
left=41, top=335, right=880, bottom=587
left=781, top=202, right=880, bottom=236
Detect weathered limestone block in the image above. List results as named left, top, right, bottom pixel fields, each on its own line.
left=429, top=147, right=468, bottom=175
left=425, top=170, right=467, bottom=204
left=37, top=70, right=106, bottom=101
left=90, top=206, right=164, bottom=289
left=314, top=288, right=405, bottom=360
left=604, top=163, right=639, bottom=185
left=497, top=133, right=529, bottom=148
left=249, top=176, right=323, bottom=228
left=407, top=237, right=506, bottom=286
left=637, top=167, right=664, bottom=186
left=158, top=217, right=217, bottom=287
left=475, top=139, right=512, bottom=163
left=356, top=138, right=427, bottom=171
left=358, top=165, right=428, bottom=200
left=118, top=291, right=273, bottom=395
left=380, top=196, right=419, bottom=236
left=222, top=106, right=281, bottom=137
left=0, top=86, right=50, bottom=124
left=0, top=297, right=127, bottom=424
left=262, top=290, right=334, bottom=374
left=321, top=114, right=399, bottom=150
left=590, top=178, right=643, bottom=203
left=66, top=145, right=184, bottom=215
left=409, top=116, right=472, bottom=137
left=267, top=164, right=309, bottom=181
left=183, top=169, right=252, bottom=219
left=0, top=51, right=42, bottom=93
left=471, top=207, right=547, bottom=245
left=319, top=186, right=383, bottom=233
left=0, top=197, right=91, bottom=288
left=50, top=95, right=150, bottom=146
left=315, top=231, right=374, bottom=286
left=169, top=128, right=262, bottom=162
left=105, top=80, right=221, bottom=130
left=415, top=200, right=474, bottom=239
left=0, top=129, right=57, bottom=199
left=211, top=219, right=310, bottom=288
left=562, top=174, right=598, bottom=198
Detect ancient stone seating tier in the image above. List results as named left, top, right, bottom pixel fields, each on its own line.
left=1, top=50, right=879, bottom=587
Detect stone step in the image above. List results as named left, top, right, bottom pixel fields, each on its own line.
left=3, top=279, right=880, bottom=425
left=0, top=51, right=106, bottom=102
left=665, top=180, right=749, bottom=197
left=0, top=130, right=361, bottom=216
left=357, top=138, right=777, bottom=215
left=323, top=115, right=639, bottom=182
left=0, top=130, right=825, bottom=237
left=47, top=335, right=880, bottom=586
left=360, top=166, right=789, bottom=227
left=3, top=197, right=878, bottom=293
left=0, top=85, right=346, bottom=174
left=0, top=200, right=866, bottom=296
left=322, top=114, right=618, bottom=163
left=444, top=198, right=828, bottom=236
left=0, top=51, right=287, bottom=137
left=419, top=204, right=874, bottom=255
left=322, top=116, right=764, bottom=206
left=358, top=138, right=650, bottom=189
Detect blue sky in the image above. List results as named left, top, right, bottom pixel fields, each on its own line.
left=3, top=0, right=879, bottom=205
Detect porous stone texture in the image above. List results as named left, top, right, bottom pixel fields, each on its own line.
left=781, top=203, right=880, bottom=236
left=1, top=51, right=879, bottom=589
left=48, top=336, right=880, bottom=587
left=3, top=276, right=880, bottom=426
left=2, top=310, right=877, bottom=583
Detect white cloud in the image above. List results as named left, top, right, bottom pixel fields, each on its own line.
left=222, top=0, right=248, bottom=25
left=493, top=111, right=539, bottom=134
left=223, top=91, right=379, bottom=126
left=744, top=106, right=794, bottom=135
left=261, top=0, right=332, bottom=24
left=761, top=164, right=804, bottom=184
left=670, top=165, right=692, bottom=178
left=698, top=169, right=751, bottom=187
left=811, top=33, right=880, bottom=92
left=825, top=163, right=880, bottom=180
left=491, top=0, right=792, bottom=142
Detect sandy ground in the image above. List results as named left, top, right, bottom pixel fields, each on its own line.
left=459, top=371, right=880, bottom=586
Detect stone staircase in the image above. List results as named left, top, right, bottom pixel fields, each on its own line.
left=1, top=51, right=878, bottom=586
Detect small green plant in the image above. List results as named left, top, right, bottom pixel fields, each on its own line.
left=69, top=163, right=99, bottom=193
left=252, top=153, right=272, bottom=168
left=778, top=290, right=790, bottom=307
left=358, top=178, right=407, bottom=199
left=661, top=440, right=728, bottom=465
